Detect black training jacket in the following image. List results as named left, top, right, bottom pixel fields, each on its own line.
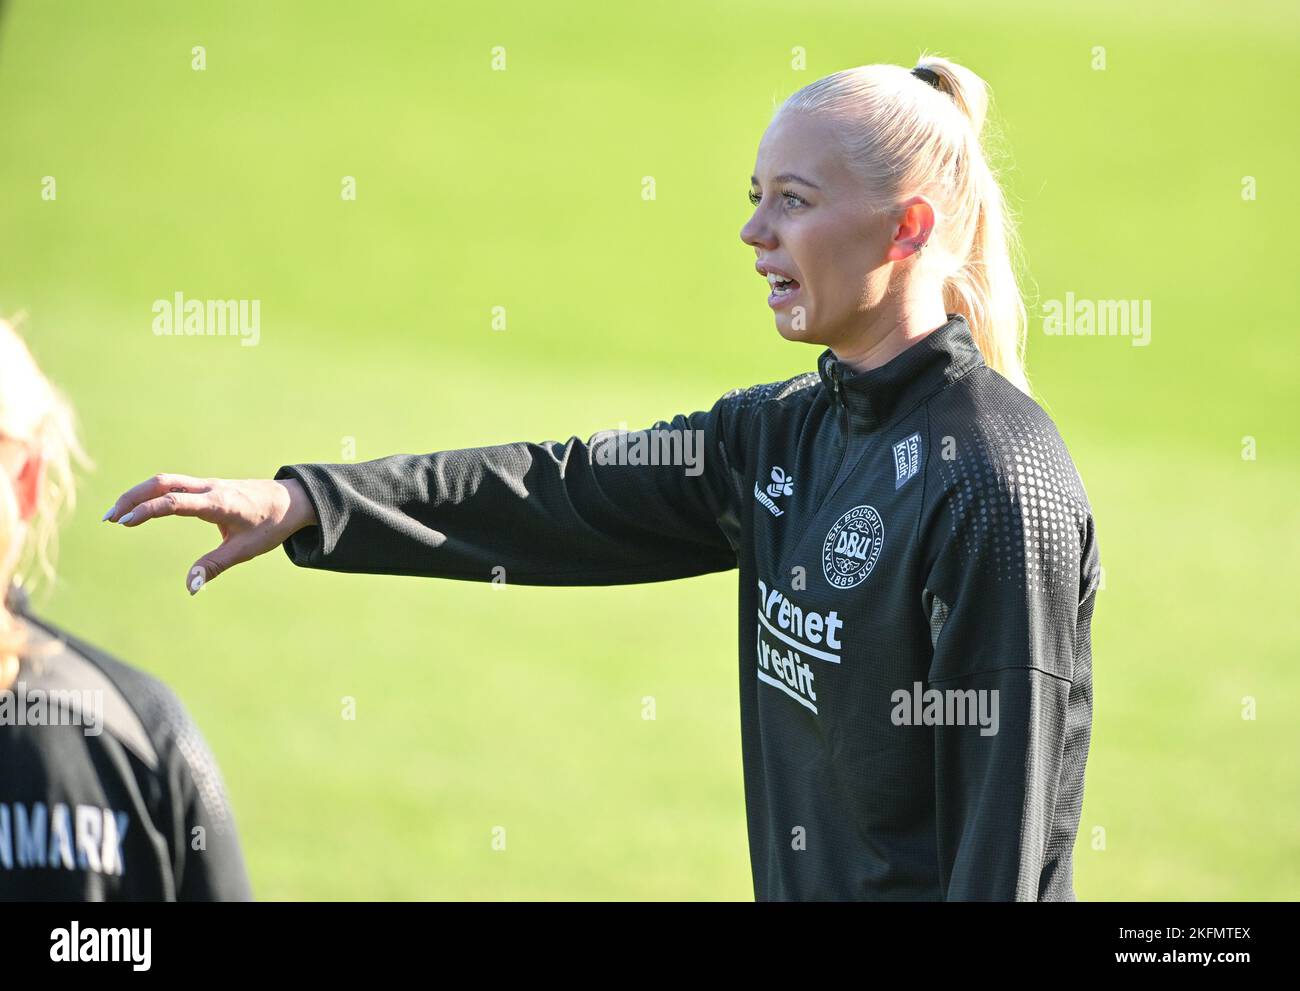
left=0, top=586, right=252, bottom=901
left=276, top=313, right=1101, bottom=901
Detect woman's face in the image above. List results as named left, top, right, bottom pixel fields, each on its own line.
left=740, top=111, right=916, bottom=352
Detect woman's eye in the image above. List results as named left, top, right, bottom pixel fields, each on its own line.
left=748, top=188, right=805, bottom=208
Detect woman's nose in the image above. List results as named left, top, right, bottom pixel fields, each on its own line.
left=740, top=214, right=774, bottom=249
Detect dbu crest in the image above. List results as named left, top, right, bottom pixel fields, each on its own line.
left=822, top=505, right=885, bottom=589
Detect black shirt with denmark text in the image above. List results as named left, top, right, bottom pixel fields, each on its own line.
left=0, top=587, right=252, bottom=901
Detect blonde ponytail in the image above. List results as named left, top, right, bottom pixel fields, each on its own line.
left=0, top=317, right=90, bottom=657
left=913, top=55, right=1029, bottom=394
left=777, top=54, right=1031, bottom=393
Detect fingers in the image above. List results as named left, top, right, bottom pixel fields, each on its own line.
left=105, top=474, right=277, bottom=595
left=115, top=490, right=225, bottom=527
left=187, top=531, right=263, bottom=596
left=105, top=473, right=209, bottom=523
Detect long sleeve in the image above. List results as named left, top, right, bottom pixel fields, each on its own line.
left=274, top=397, right=743, bottom=586
left=160, top=696, right=253, bottom=901
left=920, top=410, right=1100, bottom=901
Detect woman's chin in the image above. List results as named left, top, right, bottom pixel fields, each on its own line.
left=774, top=312, right=818, bottom=344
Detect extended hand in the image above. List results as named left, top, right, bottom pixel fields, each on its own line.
left=105, top=473, right=318, bottom=594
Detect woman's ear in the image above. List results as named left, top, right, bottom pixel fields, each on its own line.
left=885, top=196, right=936, bottom=261
left=13, top=447, right=46, bottom=522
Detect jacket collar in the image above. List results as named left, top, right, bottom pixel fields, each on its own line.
left=816, top=313, right=984, bottom=431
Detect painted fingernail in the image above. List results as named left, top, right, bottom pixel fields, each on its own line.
left=118, top=511, right=136, bottom=525
left=189, top=567, right=206, bottom=595
left=102, top=508, right=114, bottom=521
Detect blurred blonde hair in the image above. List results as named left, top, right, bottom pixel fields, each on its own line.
left=777, top=53, right=1031, bottom=394
left=0, top=317, right=90, bottom=656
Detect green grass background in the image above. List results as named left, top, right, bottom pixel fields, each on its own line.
left=1, top=0, right=1296, bottom=899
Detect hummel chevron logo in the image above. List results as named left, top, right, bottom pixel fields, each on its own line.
left=755, top=466, right=793, bottom=517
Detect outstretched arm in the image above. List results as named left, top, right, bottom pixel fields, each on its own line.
left=275, top=407, right=737, bottom=585
left=106, top=395, right=744, bottom=593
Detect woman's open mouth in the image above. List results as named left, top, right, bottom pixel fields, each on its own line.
left=767, top=274, right=801, bottom=309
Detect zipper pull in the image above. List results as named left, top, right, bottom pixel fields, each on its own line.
left=830, top=362, right=842, bottom=404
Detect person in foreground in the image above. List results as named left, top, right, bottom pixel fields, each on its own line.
left=107, top=56, right=1101, bottom=901
left=0, top=320, right=252, bottom=901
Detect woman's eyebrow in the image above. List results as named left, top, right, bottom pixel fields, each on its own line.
left=750, top=172, right=822, bottom=189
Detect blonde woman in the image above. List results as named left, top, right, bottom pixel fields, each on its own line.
left=109, top=57, right=1100, bottom=901
left=0, top=320, right=251, bottom=901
